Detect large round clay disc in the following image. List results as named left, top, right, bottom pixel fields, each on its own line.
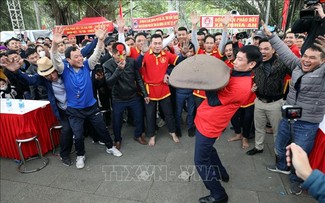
left=169, top=55, right=230, bottom=90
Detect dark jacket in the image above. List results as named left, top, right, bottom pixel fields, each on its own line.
left=103, top=57, right=147, bottom=102
left=3, top=61, right=30, bottom=99
left=26, top=64, right=48, bottom=100
left=253, top=55, right=291, bottom=100
left=15, top=70, right=61, bottom=120
left=99, top=52, right=112, bottom=65
left=291, top=17, right=325, bottom=55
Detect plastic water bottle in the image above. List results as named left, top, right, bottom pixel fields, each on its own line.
left=6, top=98, right=12, bottom=111
left=18, top=99, right=25, bottom=112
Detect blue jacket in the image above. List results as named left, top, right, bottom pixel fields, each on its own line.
left=16, top=70, right=61, bottom=120
left=12, top=39, right=98, bottom=118
left=81, top=38, right=98, bottom=57
left=302, top=169, right=325, bottom=202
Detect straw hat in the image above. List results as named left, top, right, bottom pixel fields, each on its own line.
left=37, top=57, right=55, bottom=76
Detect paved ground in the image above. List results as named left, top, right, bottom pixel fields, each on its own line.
left=0, top=121, right=316, bottom=203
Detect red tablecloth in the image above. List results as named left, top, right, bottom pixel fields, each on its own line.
left=0, top=103, right=59, bottom=160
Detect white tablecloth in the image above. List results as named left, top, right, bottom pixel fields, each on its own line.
left=0, top=99, right=50, bottom=115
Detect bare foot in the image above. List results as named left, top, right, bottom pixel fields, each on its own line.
left=228, top=134, right=243, bottom=142
left=169, top=133, right=180, bottom=143
left=242, top=138, right=249, bottom=149
left=148, top=136, right=155, bottom=146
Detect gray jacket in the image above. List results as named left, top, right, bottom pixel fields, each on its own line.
left=269, top=34, right=325, bottom=123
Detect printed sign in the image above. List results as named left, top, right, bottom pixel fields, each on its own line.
left=132, top=11, right=178, bottom=30
left=200, top=15, right=259, bottom=29
left=58, top=22, right=114, bottom=35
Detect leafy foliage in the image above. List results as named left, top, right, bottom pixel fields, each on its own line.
left=0, top=0, right=304, bottom=32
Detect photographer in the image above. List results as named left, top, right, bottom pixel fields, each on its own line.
left=291, top=2, right=325, bottom=55
left=262, top=22, right=325, bottom=195
left=286, top=143, right=325, bottom=202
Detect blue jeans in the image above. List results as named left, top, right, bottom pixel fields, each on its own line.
left=175, top=92, right=195, bottom=130
left=112, top=96, right=144, bottom=142
left=194, top=130, right=228, bottom=199
left=275, top=118, right=319, bottom=183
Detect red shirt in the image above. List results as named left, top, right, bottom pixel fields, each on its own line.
left=193, top=90, right=206, bottom=99
left=195, top=75, right=253, bottom=138
left=224, top=59, right=234, bottom=69
left=141, top=49, right=178, bottom=100
left=197, top=48, right=222, bottom=59
left=129, top=47, right=141, bottom=59
left=241, top=74, right=256, bottom=108
left=290, top=44, right=301, bottom=58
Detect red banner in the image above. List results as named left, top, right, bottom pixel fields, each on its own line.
left=200, top=15, right=259, bottom=29
left=132, top=11, right=178, bottom=30
left=59, top=22, right=114, bottom=36
left=281, top=0, right=290, bottom=31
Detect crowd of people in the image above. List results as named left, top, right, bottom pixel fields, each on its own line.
left=1, top=4, right=325, bottom=203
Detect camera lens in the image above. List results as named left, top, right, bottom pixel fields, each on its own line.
left=231, top=10, right=237, bottom=15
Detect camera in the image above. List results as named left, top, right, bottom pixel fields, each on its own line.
left=231, top=10, right=238, bottom=15
left=300, top=0, right=325, bottom=19
left=94, top=64, right=103, bottom=74
left=281, top=105, right=302, bottom=120
left=304, top=0, right=325, bottom=5
left=235, top=32, right=249, bottom=40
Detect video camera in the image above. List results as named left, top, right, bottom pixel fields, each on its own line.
left=305, top=0, right=325, bottom=5
left=281, top=105, right=302, bottom=120
left=235, top=32, right=249, bottom=40
left=300, top=0, right=325, bottom=19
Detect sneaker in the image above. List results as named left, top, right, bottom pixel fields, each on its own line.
left=76, top=156, right=85, bottom=169
left=106, top=146, right=122, bottom=157
left=92, top=140, right=105, bottom=145
left=290, top=182, right=302, bottom=195
left=98, top=141, right=105, bottom=145
left=61, top=157, right=73, bottom=166
left=266, top=165, right=290, bottom=175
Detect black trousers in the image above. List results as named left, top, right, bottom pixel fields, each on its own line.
left=66, top=103, right=113, bottom=156
left=58, top=108, right=73, bottom=159
left=145, top=97, right=176, bottom=137
left=230, top=105, right=254, bottom=139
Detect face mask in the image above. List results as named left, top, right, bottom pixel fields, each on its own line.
left=39, top=51, right=46, bottom=58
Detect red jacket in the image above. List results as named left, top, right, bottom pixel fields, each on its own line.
left=195, top=74, right=253, bottom=138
